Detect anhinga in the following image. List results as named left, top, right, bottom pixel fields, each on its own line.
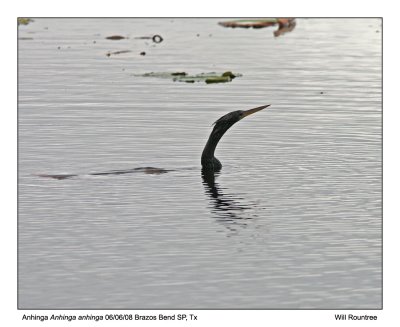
left=38, top=104, right=270, bottom=180
left=201, top=104, right=270, bottom=171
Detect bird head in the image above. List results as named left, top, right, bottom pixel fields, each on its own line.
left=202, top=104, right=271, bottom=170
left=211, top=104, right=270, bottom=135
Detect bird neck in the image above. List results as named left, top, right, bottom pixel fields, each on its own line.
left=201, top=129, right=225, bottom=170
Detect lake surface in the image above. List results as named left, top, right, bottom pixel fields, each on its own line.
left=18, top=18, right=382, bottom=309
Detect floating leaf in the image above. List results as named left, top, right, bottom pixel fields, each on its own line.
left=218, top=18, right=296, bottom=37
left=18, top=18, right=34, bottom=26
left=136, top=71, right=241, bottom=84
left=219, top=18, right=293, bottom=28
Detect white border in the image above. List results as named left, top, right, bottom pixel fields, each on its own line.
left=3, top=1, right=397, bottom=325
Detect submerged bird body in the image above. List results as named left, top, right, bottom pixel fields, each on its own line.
left=38, top=104, right=269, bottom=179
left=201, top=105, right=270, bottom=171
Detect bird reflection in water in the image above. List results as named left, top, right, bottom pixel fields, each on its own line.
left=201, top=169, right=255, bottom=233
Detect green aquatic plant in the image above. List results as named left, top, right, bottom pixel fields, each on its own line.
left=18, top=18, right=34, bottom=26
left=137, top=71, right=241, bottom=84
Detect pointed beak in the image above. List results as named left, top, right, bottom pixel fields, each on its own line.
left=241, top=104, right=270, bottom=119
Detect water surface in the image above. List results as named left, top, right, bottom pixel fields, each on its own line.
left=18, top=18, right=382, bottom=309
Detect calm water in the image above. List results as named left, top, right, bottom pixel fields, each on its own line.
left=18, top=18, right=382, bottom=309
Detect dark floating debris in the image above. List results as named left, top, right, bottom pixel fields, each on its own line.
left=140, top=51, right=146, bottom=56
left=105, top=35, right=126, bottom=40
left=137, top=71, right=241, bottom=84
left=171, top=72, right=187, bottom=76
left=152, top=35, right=163, bottom=43
left=135, top=34, right=163, bottom=43
left=219, top=18, right=290, bottom=28
left=106, top=50, right=132, bottom=57
left=219, top=18, right=296, bottom=37
left=18, top=18, right=34, bottom=26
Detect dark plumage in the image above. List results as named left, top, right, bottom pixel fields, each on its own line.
left=201, top=105, right=270, bottom=171
left=38, top=104, right=270, bottom=180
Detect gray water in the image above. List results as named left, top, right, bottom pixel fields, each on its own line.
left=18, top=18, right=382, bottom=309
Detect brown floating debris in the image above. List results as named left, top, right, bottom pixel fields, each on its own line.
left=274, top=19, right=296, bottom=37
left=105, top=35, right=126, bottom=40
left=106, top=50, right=132, bottom=57
left=219, top=18, right=296, bottom=37
left=219, top=18, right=290, bottom=28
